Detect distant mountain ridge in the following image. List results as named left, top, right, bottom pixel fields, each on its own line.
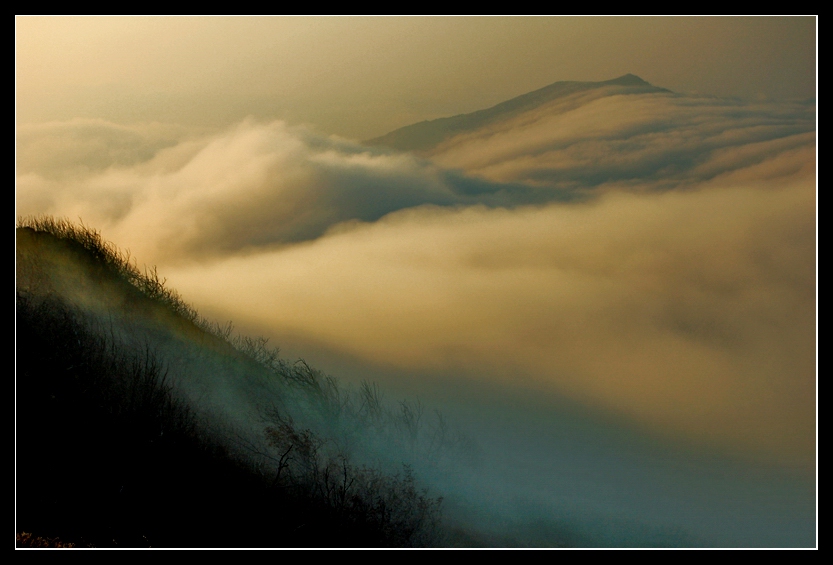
left=365, top=74, right=670, bottom=153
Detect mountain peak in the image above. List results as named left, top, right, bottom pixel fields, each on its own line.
left=605, top=74, right=651, bottom=87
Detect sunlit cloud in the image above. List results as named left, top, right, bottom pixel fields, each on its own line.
left=17, top=119, right=567, bottom=262
left=426, top=89, right=815, bottom=190
left=16, top=90, right=815, bottom=472
left=164, top=171, right=815, bottom=469
left=18, top=90, right=815, bottom=265
left=18, top=120, right=462, bottom=261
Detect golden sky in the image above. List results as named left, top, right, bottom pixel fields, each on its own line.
left=16, top=17, right=816, bottom=139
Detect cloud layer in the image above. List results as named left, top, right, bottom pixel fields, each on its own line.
left=20, top=119, right=553, bottom=262
left=166, top=175, right=815, bottom=467
left=426, top=88, right=815, bottom=190
left=16, top=92, right=816, bottom=471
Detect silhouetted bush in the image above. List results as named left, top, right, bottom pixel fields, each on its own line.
left=262, top=412, right=444, bottom=547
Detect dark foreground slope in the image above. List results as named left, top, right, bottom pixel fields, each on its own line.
left=15, top=218, right=444, bottom=548
left=365, top=74, right=669, bottom=152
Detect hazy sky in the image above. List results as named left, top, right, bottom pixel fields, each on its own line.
left=16, top=17, right=816, bottom=139
left=16, top=16, right=816, bottom=546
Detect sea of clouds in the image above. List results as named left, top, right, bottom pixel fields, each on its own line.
left=16, top=89, right=816, bottom=546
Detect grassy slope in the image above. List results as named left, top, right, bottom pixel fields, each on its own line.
left=15, top=218, right=445, bottom=548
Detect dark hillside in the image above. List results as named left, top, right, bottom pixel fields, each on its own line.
left=15, top=218, right=446, bottom=548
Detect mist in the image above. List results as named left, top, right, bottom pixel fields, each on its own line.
left=16, top=43, right=815, bottom=546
